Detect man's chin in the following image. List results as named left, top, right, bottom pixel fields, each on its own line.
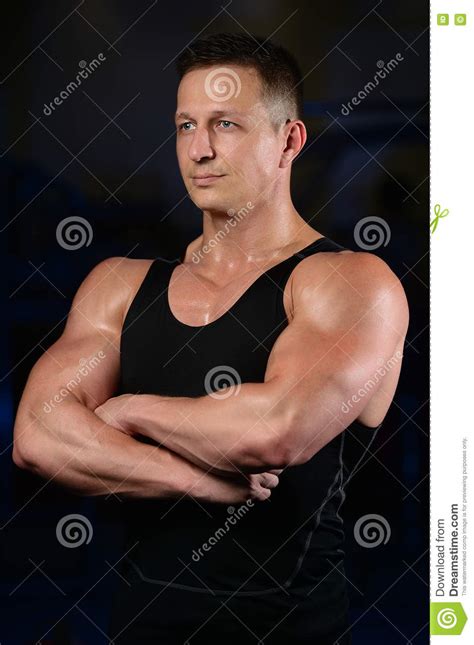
left=189, top=194, right=231, bottom=215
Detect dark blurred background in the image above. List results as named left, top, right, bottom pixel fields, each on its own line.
left=0, top=1, right=429, bottom=643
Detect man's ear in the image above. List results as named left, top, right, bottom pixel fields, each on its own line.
left=279, top=119, right=307, bottom=168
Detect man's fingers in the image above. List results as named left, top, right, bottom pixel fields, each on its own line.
left=258, top=472, right=279, bottom=489
left=256, top=487, right=271, bottom=501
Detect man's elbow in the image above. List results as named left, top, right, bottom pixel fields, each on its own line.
left=12, top=444, right=29, bottom=470
left=13, top=407, right=56, bottom=477
left=240, top=410, right=304, bottom=471
left=13, top=413, right=34, bottom=470
left=12, top=425, right=43, bottom=474
left=12, top=430, right=93, bottom=497
left=260, top=406, right=321, bottom=469
left=259, top=436, right=308, bottom=470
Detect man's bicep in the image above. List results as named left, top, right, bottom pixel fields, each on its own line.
left=21, top=258, right=126, bottom=414
left=263, top=253, right=409, bottom=427
left=27, top=331, right=120, bottom=412
left=264, top=315, right=387, bottom=420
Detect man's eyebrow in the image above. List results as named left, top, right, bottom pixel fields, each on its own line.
left=175, top=110, right=246, bottom=121
left=175, top=111, right=193, bottom=121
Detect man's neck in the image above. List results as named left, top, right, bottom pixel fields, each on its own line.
left=184, top=205, right=321, bottom=272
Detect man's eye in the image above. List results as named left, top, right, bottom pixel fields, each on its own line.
left=178, top=122, right=195, bottom=131
left=218, top=120, right=235, bottom=129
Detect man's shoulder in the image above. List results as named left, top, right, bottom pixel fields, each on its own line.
left=86, top=256, right=154, bottom=284
left=293, top=248, right=398, bottom=293
left=81, top=256, right=156, bottom=294
left=289, top=249, right=408, bottom=329
left=70, top=257, right=155, bottom=327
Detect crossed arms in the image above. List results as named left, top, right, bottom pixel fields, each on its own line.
left=95, top=250, right=408, bottom=475
left=13, top=251, right=408, bottom=501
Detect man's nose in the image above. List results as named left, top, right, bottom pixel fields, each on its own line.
left=188, top=128, right=215, bottom=162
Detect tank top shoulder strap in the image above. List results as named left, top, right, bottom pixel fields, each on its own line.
left=122, top=256, right=178, bottom=331
left=267, top=235, right=349, bottom=327
left=270, top=235, right=348, bottom=290
left=296, top=235, right=347, bottom=258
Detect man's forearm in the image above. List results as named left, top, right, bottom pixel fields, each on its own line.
left=115, top=382, right=286, bottom=474
left=14, top=397, right=234, bottom=500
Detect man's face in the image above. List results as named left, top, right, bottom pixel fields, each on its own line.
left=176, top=65, right=285, bottom=214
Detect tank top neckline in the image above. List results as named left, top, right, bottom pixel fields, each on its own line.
left=166, top=235, right=328, bottom=331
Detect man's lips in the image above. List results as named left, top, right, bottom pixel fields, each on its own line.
left=191, top=174, right=225, bottom=186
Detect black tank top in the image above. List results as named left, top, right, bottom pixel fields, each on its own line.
left=116, top=236, right=380, bottom=629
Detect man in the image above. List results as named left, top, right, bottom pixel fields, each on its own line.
left=13, top=33, right=408, bottom=644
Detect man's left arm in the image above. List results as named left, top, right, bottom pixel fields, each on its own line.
left=95, top=252, right=409, bottom=474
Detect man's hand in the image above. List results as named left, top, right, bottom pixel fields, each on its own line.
left=196, top=470, right=281, bottom=505
left=95, top=394, right=136, bottom=435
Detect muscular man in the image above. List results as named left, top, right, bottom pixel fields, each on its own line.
left=13, top=33, right=408, bottom=644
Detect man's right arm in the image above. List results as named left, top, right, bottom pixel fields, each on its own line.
left=12, top=257, right=277, bottom=503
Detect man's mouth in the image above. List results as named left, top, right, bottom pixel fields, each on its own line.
left=191, top=174, right=225, bottom=186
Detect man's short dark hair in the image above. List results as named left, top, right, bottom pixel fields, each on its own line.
left=176, top=32, right=304, bottom=124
